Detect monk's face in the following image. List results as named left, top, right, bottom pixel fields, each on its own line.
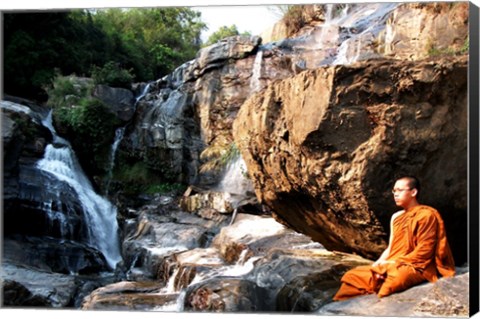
left=392, top=179, right=417, bottom=208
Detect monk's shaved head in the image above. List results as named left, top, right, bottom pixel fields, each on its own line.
left=397, top=176, right=421, bottom=197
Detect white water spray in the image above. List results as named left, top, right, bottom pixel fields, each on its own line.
left=37, top=111, right=122, bottom=269
left=250, top=50, right=263, bottom=93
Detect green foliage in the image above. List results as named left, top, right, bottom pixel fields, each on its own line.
left=66, top=99, right=118, bottom=147
left=3, top=11, right=95, bottom=100
left=45, top=74, right=93, bottom=109
left=145, top=183, right=186, bottom=195
left=113, top=161, right=185, bottom=196
left=150, top=43, right=182, bottom=74
left=4, top=8, right=207, bottom=101
left=205, top=25, right=240, bottom=46
left=91, top=61, right=134, bottom=89
left=12, top=114, right=38, bottom=141
left=116, top=162, right=151, bottom=185
left=91, top=7, right=206, bottom=80
left=46, top=74, right=120, bottom=176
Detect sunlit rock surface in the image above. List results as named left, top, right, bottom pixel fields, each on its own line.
left=383, top=2, right=469, bottom=60
left=233, top=56, right=468, bottom=262
left=317, top=268, right=469, bottom=317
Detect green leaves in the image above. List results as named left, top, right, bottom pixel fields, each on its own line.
left=46, top=74, right=120, bottom=176
left=4, top=8, right=207, bottom=101
left=91, top=61, right=135, bottom=89
left=204, top=25, right=241, bottom=46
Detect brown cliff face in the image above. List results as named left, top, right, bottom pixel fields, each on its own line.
left=232, top=56, right=468, bottom=261
left=382, top=2, right=469, bottom=60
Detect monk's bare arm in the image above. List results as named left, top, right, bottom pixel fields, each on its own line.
left=373, top=210, right=404, bottom=266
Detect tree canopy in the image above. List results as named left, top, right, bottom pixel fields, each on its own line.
left=3, top=8, right=207, bottom=101
left=204, top=25, right=251, bottom=47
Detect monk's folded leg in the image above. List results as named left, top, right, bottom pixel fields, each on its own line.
left=333, top=265, right=377, bottom=301
left=377, top=264, right=426, bottom=298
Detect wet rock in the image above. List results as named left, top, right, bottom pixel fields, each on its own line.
left=211, top=214, right=298, bottom=263
left=81, top=281, right=177, bottom=311
left=164, top=248, right=227, bottom=292
left=3, top=236, right=109, bottom=275
left=122, top=207, right=221, bottom=281
left=233, top=56, right=468, bottom=263
left=184, top=277, right=270, bottom=312
left=194, top=35, right=262, bottom=74
left=93, top=84, right=136, bottom=122
left=1, top=263, right=77, bottom=307
left=2, top=100, right=52, bottom=201
left=276, top=269, right=348, bottom=312
left=118, top=35, right=287, bottom=187
left=249, top=249, right=372, bottom=310
left=4, top=164, right=87, bottom=241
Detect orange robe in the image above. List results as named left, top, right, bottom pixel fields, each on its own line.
left=333, top=205, right=455, bottom=300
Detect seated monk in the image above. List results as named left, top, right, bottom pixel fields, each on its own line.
left=333, top=176, right=455, bottom=301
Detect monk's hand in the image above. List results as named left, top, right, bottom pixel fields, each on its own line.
left=373, top=260, right=394, bottom=266
left=374, top=273, right=385, bottom=281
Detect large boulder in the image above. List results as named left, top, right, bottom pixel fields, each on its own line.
left=1, top=263, right=77, bottom=307
left=93, top=84, right=136, bottom=122
left=233, top=56, right=468, bottom=263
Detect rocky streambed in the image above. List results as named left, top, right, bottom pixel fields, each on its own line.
left=2, top=2, right=471, bottom=316
left=3, top=187, right=469, bottom=315
left=81, top=190, right=371, bottom=312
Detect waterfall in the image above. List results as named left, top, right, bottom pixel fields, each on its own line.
left=217, top=157, right=251, bottom=195
left=213, top=53, right=262, bottom=206
left=332, top=3, right=398, bottom=65
left=216, top=157, right=255, bottom=210
left=105, top=82, right=152, bottom=193
left=249, top=50, right=263, bottom=93
left=37, top=111, right=122, bottom=269
left=42, top=200, right=73, bottom=238
left=324, top=3, right=334, bottom=22
left=105, top=126, right=126, bottom=194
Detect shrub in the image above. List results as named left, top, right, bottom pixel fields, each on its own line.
left=91, top=61, right=135, bottom=89
left=46, top=74, right=121, bottom=177
left=113, top=161, right=185, bottom=196
left=45, top=73, right=93, bottom=109
left=145, top=183, right=186, bottom=195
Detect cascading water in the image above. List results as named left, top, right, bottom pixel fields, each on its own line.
left=249, top=50, right=263, bottom=93
left=105, top=126, right=126, bottom=194
left=331, top=3, right=399, bottom=65
left=213, top=50, right=262, bottom=202
left=37, top=111, right=122, bottom=269
left=105, top=82, right=152, bottom=193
